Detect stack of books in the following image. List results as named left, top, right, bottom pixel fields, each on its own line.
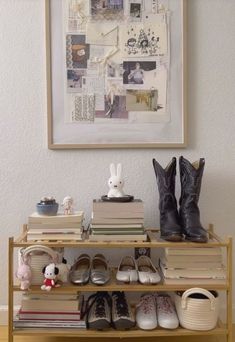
left=89, top=199, right=147, bottom=241
left=160, top=246, right=226, bottom=285
left=27, top=212, right=84, bottom=241
left=14, top=293, right=86, bottom=329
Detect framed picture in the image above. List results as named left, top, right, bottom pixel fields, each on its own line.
left=46, top=0, right=187, bottom=149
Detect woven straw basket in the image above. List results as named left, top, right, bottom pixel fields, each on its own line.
left=174, top=288, right=219, bottom=331
left=18, top=245, right=64, bottom=285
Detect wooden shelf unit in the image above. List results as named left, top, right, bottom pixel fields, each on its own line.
left=12, top=323, right=228, bottom=338
left=8, top=225, right=233, bottom=341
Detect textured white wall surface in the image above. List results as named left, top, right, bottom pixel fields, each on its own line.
left=0, top=0, right=235, bottom=317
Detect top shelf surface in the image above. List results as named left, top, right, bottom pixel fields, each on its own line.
left=11, top=227, right=229, bottom=248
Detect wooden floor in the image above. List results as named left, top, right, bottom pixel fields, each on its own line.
left=0, top=326, right=234, bottom=342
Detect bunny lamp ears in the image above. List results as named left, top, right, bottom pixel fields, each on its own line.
left=110, top=163, right=122, bottom=177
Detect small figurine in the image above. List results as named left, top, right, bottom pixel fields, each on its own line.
left=15, top=261, right=32, bottom=290
left=41, top=263, right=60, bottom=291
left=62, top=196, right=74, bottom=215
left=108, top=163, right=125, bottom=198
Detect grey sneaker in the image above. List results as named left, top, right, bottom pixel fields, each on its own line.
left=111, top=291, right=135, bottom=330
left=86, top=292, right=112, bottom=330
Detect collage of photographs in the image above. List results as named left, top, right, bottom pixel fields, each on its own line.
left=63, top=0, right=169, bottom=123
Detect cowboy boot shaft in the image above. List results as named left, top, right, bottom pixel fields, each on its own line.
left=179, top=156, right=207, bottom=243
left=153, top=158, right=182, bottom=241
left=179, top=157, right=205, bottom=208
left=154, top=158, right=177, bottom=212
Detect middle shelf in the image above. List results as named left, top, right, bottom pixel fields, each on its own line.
left=13, top=269, right=228, bottom=293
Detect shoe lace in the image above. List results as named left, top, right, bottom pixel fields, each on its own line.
left=112, top=292, right=130, bottom=317
left=138, top=295, right=155, bottom=314
left=95, top=296, right=106, bottom=318
left=82, top=292, right=111, bottom=327
left=157, top=296, right=173, bottom=314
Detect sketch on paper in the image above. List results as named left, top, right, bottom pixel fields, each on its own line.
left=121, top=21, right=167, bottom=57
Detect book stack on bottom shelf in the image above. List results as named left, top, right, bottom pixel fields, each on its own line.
left=26, top=211, right=84, bottom=241
left=159, top=246, right=226, bottom=285
left=89, top=199, right=147, bottom=241
left=14, top=293, right=85, bottom=329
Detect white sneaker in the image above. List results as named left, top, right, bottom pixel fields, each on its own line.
left=156, top=295, right=179, bottom=329
left=136, top=293, right=158, bottom=330
left=116, top=256, right=138, bottom=283
left=137, top=256, right=161, bottom=284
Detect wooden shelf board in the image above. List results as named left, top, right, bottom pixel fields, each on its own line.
left=11, top=227, right=228, bottom=248
left=13, top=281, right=228, bottom=293
left=12, top=239, right=228, bottom=248
left=12, top=326, right=228, bottom=337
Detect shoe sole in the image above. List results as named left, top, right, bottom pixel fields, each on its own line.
left=88, top=319, right=111, bottom=330
left=113, top=318, right=135, bottom=330
left=185, top=236, right=208, bottom=243
left=161, top=234, right=183, bottom=242
left=70, top=279, right=89, bottom=285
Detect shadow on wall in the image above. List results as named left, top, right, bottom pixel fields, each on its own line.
left=200, top=172, right=235, bottom=234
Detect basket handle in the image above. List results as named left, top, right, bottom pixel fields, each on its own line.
left=181, top=287, right=217, bottom=311
left=20, top=245, right=58, bottom=263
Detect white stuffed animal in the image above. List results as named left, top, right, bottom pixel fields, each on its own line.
left=108, top=163, right=125, bottom=198
left=56, top=258, right=71, bottom=283
left=41, top=263, right=60, bottom=291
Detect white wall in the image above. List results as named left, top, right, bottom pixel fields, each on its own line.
left=0, top=0, right=235, bottom=319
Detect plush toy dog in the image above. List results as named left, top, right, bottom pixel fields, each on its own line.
left=41, top=263, right=59, bottom=291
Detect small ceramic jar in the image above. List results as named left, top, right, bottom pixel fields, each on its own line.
left=36, top=197, right=59, bottom=216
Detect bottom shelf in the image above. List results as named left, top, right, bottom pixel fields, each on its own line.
left=13, top=324, right=228, bottom=338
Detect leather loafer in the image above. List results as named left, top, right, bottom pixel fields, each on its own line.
left=69, top=254, right=91, bottom=285
left=90, top=254, right=110, bottom=285
left=137, top=256, right=161, bottom=284
left=116, top=256, right=138, bottom=283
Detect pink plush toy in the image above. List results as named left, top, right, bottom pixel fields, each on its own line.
left=15, top=263, right=32, bottom=290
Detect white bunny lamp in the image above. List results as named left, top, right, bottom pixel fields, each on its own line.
left=108, top=163, right=125, bottom=198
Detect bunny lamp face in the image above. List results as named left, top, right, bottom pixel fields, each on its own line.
left=107, top=163, right=125, bottom=198
left=108, top=175, right=124, bottom=190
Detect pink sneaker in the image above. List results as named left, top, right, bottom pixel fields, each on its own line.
left=136, top=293, right=158, bottom=330
left=156, top=295, right=179, bottom=329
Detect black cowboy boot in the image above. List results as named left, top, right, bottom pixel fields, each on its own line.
left=153, top=158, right=182, bottom=241
left=179, top=156, right=208, bottom=243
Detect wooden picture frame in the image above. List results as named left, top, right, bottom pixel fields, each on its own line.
left=46, top=0, right=187, bottom=149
